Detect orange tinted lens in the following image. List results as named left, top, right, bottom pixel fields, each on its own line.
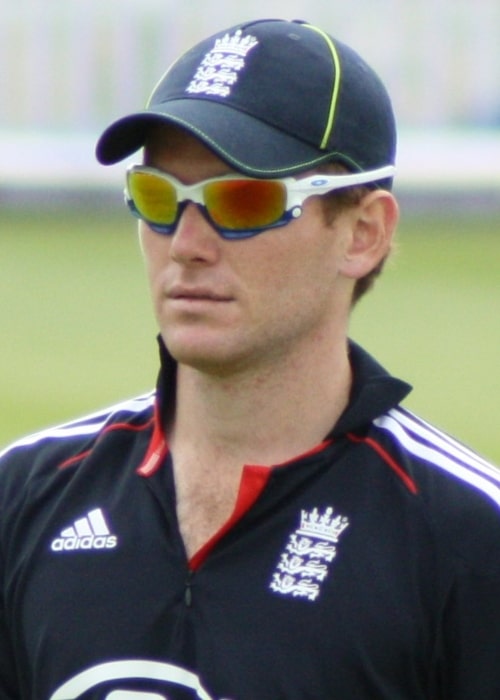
left=129, top=171, right=178, bottom=224
left=204, top=180, right=286, bottom=229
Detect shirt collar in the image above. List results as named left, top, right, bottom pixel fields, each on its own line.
left=155, top=336, right=412, bottom=439
left=329, top=340, right=411, bottom=437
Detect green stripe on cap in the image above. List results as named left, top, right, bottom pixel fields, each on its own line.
left=304, top=24, right=341, bottom=150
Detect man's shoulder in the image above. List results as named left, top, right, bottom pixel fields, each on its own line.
left=372, top=405, right=499, bottom=497
left=0, top=391, right=156, bottom=480
left=371, top=405, right=500, bottom=569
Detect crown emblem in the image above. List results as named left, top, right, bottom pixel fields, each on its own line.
left=213, top=30, right=259, bottom=57
left=297, top=507, right=350, bottom=543
left=186, top=30, right=259, bottom=99
left=269, top=505, right=350, bottom=601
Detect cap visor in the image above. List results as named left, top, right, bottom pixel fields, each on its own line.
left=96, top=99, right=330, bottom=177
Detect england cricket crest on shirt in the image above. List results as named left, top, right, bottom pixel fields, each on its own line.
left=186, top=30, right=259, bottom=98
left=269, top=506, right=350, bottom=602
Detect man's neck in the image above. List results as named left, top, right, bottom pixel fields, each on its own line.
left=165, top=335, right=352, bottom=557
left=168, top=338, right=352, bottom=468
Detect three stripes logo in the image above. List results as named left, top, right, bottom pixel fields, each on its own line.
left=50, top=508, right=118, bottom=552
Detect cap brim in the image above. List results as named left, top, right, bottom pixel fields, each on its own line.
left=95, top=99, right=337, bottom=177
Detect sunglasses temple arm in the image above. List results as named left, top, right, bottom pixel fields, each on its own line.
left=292, top=165, right=396, bottom=195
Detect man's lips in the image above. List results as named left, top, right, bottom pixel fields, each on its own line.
left=167, top=286, right=233, bottom=302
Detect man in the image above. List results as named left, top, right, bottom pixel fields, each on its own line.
left=1, top=18, right=499, bottom=700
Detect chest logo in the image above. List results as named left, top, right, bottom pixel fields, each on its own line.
left=269, top=506, right=349, bottom=601
left=50, top=508, right=118, bottom=552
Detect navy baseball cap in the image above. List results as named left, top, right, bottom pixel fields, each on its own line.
left=96, top=19, right=396, bottom=184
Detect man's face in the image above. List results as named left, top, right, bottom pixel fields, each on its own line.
left=138, top=127, right=357, bottom=377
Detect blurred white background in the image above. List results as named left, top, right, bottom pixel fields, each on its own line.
left=1, top=0, right=500, bottom=192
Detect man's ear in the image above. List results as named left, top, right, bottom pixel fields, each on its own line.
left=339, top=190, right=399, bottom=280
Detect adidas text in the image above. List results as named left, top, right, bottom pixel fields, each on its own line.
left=51, top=534, right=117, bottom=552
left=50, top=507, right=118, bottom=552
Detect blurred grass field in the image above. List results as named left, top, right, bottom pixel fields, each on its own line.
left=1, top=200, right=499, bottom=465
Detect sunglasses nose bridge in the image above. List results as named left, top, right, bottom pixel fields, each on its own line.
left=176, top=179, right=207, bottom=209
left=174, top=181, right=216, bottom=232
left=162, top=180, right=212, bottom=235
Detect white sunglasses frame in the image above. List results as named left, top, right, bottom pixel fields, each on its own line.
left=125, top=163, right=396, bottom=239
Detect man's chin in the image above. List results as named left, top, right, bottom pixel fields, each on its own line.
left=164, top=335, right=249, bottom=377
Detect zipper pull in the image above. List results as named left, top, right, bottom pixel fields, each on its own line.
left=185, top=571, right=194, bottom=607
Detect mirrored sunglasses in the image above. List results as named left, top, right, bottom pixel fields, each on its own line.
left=125, top=164, right=396, bottom=240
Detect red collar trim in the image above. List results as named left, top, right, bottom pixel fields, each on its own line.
left=137, top=398, right=168, bottom=476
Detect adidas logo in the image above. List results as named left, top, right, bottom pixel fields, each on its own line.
left=50, top=508, right=118, bottom=552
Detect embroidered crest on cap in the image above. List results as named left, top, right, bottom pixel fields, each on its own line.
left=269, top=506, right=350, bottom=602
left=186, top=30, right=259, bottom=99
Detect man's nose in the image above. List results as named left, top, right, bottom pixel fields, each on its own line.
left=168, top=202, right=221, bottom=265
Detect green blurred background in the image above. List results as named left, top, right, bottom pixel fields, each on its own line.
left=1, top=201, right=498, bottom=464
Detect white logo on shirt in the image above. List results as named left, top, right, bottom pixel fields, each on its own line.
left=269, top=506, right=350, bottom=601
left=50, top=508, right=118, bottom=552
left=49, top=659, right=233, bottom=699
